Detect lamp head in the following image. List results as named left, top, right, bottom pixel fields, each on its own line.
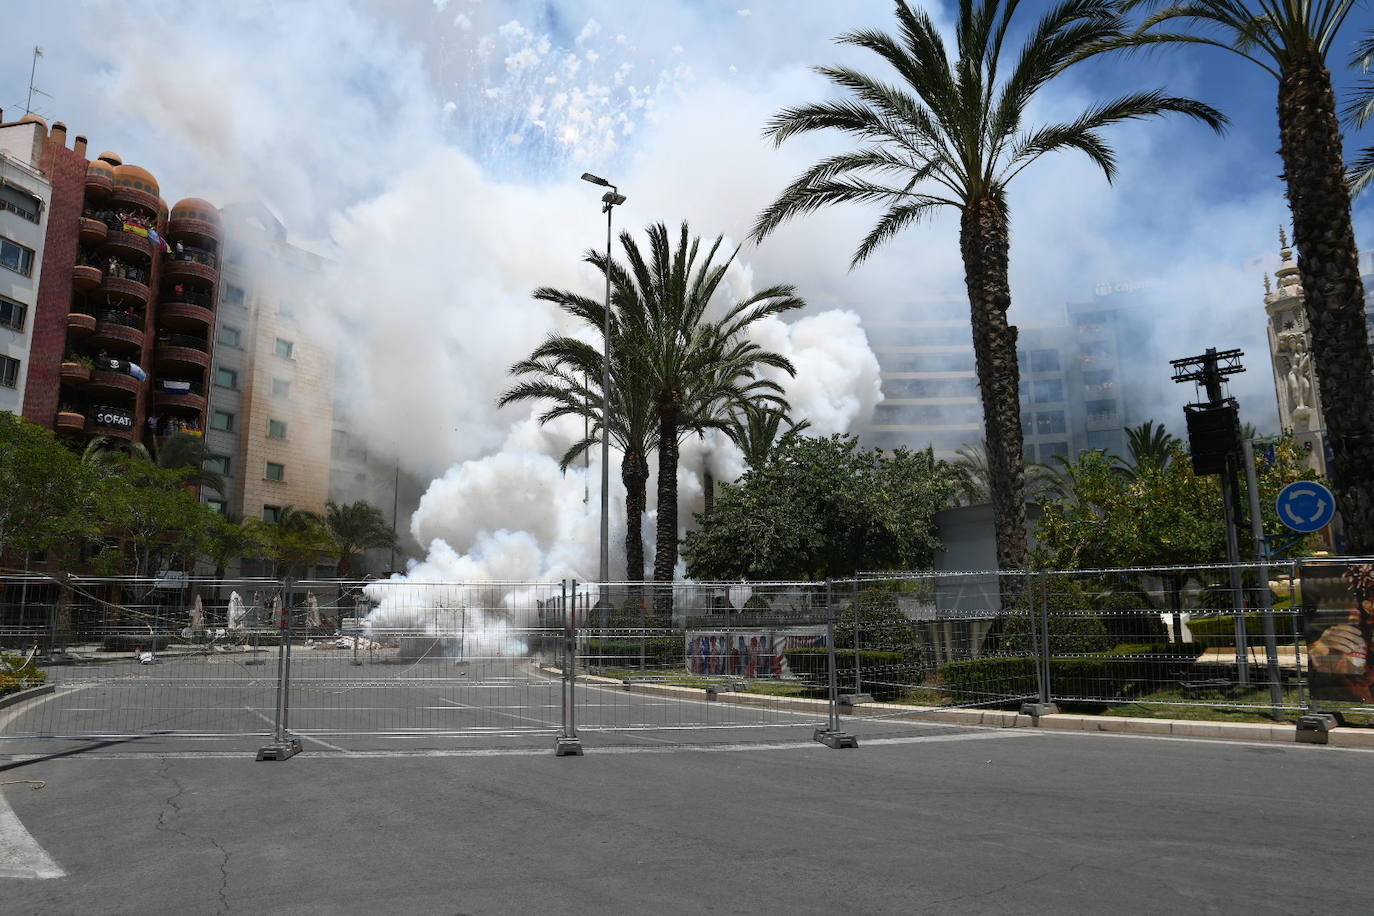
left=580, top=172, right=610, bottom=187
left=601, top=191, right=627, bottom=207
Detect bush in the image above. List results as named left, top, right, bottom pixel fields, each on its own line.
left=784, top=647, right=916, bottom=697
left=1186, top=613, right=1298, bottom=647
left=1, top=651, right=47, bottom=698
left=937, top=644, right=1209, bottom=706
left=581, top=637, right=681, bottom=668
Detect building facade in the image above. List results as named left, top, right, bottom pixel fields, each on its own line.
left=0, top=117, right=53, bottom=414
left=0, top=112, right=221, bottom=448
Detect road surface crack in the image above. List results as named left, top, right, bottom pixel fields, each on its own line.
left=154, top=759, right=232, bottom=913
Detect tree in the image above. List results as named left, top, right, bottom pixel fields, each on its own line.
left=1120, top=0, right=1374, bottom=553
left=952, top=440, right=1053, bottom=506
left=318, top=500, right=397, bottom=579
left=725, top=403, right=811, bottom=472
left=82, top=430, right=225, bottom=494
left=683, top=434, right=959, bottom=580
left=0, top=413, right=94, bottom=561
left=257, top=505, right=330, bottom=578
left=751, top=0, right=1225, bottom=582
left=1348, top=30, right=1374, bottom=196
left=614, top=222, right=803, bottom=596
left=92, top=460, right=220, bottom=577
left=502, top=314, right=660, bottom=582
left=1124, top=420, right=1177, bottom=474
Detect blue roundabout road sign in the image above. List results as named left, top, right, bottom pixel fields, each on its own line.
left=1275, top=481, right=1336, bottom=533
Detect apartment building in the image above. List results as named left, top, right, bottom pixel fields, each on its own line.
left=0, top=116, right=52, bottom=413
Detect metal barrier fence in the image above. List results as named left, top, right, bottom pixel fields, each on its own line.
left=2, top=562, right=1371, bottom=755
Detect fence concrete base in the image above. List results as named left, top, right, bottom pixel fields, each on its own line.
left=0, top=684, right=55, bottom=711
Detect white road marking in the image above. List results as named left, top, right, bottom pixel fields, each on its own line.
left=240, top=706, right=351, bottom=753
left=0, top=786, right=65, bottom=879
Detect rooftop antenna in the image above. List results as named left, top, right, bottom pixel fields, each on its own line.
left=25, top=46, right=50, bottom=116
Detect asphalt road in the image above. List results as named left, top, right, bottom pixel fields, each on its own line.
left=1, top=725, right=1370, bottom=915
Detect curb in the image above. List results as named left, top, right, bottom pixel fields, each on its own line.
left=552, top=669, right=1374, bottom=748
left=0, top=684, right=55, bottom=711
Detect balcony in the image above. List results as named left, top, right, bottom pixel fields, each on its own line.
left=87, top=405, right=138, bottom=440
left=162, top=247, right=218, bottom=284
left=103, top=227, right=154, bottom=259
left=99, top=271, right=151, bottom=305
left=55, top=409, right=87, bottom=434
left=72, top=263, right=103, bottom=292
left=85, top=164, right=115, bottom=197
left=78, top=216, right=108, bottom=246
left=109, top=185, right=160, bottom=215
left=167, top=215, right=221, bottom=246
left=60, top=359, right=92, bottom=385
left=67, top=310, right=97, bottom=336
left=159, top=300, right=214, bottom=331
left=90, top=310, right=147, bottom=349
left=87, top=368, right=144, bottom=398
left=154, top=333, right=211, bottom=371
left=1086, top=410, right=1119, bottom=431
left=152, top=381, right=207, bottom=413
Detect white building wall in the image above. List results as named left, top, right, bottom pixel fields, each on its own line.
left=0, top=134, right=52, bottom=415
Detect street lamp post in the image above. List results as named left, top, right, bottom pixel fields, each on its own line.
left=580, top=173, right=625, bottom=630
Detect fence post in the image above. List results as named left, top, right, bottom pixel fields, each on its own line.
left=1021, top=571, right=1058, bottom=718
left=256, top=578, right=302, bottom=761
left=815, top=579, right=857, bottom=748
left=555, top=579, right=583, bottom=756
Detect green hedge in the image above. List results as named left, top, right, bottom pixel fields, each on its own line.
left=581, top=637, right=681, bottom=668
left=1, top=652, right=47, bottom=698
left=785, top=648, right=917, bottom=698
left=938, top=643, right=1209, bottom=705
left=1186, top=613, right=1298, bottom=647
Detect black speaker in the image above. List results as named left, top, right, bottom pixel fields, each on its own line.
left=1184, top=401, right=1238, bottom=475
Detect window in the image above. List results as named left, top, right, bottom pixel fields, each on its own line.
left=263, top=505, right=282, bottom=524
left=265, top=461, right=285, bottom=481
left=205, top=499, right=226, bottom=515
left=0, top=354, right=19, bottom=388
left=217, top=325, right=241, bottom=348
left=222, top=285, right=246, bottom=307
left=0, top=237, right=35, bottom=277
left=1035, top=411, right=1067, bottom=435
left=267, top=418, right=287, bottom=439
left=1038, top=442, right=1069, bottom=462
left=211, top=410, right=234, bottom=431
left=1032, top=379, right=1064, bottom=404
left=277, top=300, right=295, bottom=318
left=0, top=184, right=41, bottom=222
left=213, top=366, right=238, bottom=389
left=205, top=455, right=231, bottom=475
left=1029, top=349, right=1061, bottom=373
left=271, top=377, right=291, bottom=398
left=274, top=338, right=294, bottom=359
left=0, top=296, right=25, bottom=332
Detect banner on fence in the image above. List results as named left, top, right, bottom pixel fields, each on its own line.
left=1301, top=561, right=1374, bottom=704
left=685, top=628, right=826, bottom=678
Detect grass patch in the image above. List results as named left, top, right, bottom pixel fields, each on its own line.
left=1101, top=686, right=1306, bottom=723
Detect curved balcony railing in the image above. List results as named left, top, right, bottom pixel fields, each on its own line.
left=97, top=308, right=144, bottom=330
left=166, top=247, right=218, bottom=268
left=55, top=408, right=87, bottom=433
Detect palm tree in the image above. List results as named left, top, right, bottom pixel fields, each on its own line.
left=1347, top=30, right=1374, bottom=196
left=616, top=222, right=803, bottom=599
left=1124, top=420, right=1177, bottom=474
left=725, top=403, right=812, bottom=472
left=502, top=331, right=659, bottom=582
left=81, top=431, right=225, bottom=494
left=318, top=500, right=397, bottom=579
left=953, top=440, right=1054, bottom=506
left=1118, top=0, right=1374, bottom=553
left=751, top=0, right=1225, bottom=580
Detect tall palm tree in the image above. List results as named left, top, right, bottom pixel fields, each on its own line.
left=617, top=223, right=803, bottom=598
left=1118, top=0, right=1374, bottom=552
left=1124, top=420, right=1177, bottom=474
left=1347, top=30, right=1374, bottom=196
left=318, top=500, right=397, bottom=579
left=501, top=325, right=659, bottom=581
left=750, top=0, right=1225, bottom=580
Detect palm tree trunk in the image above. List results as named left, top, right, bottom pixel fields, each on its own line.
left=621, top=450, right=648, bottom=582
left=1277, top=57, right=1374, bottom=554
left=703, top=466, right=715, bottom=516
left=960, top=199, right=1028, bottom=595
left=653, top=396, right=681, bottom=621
